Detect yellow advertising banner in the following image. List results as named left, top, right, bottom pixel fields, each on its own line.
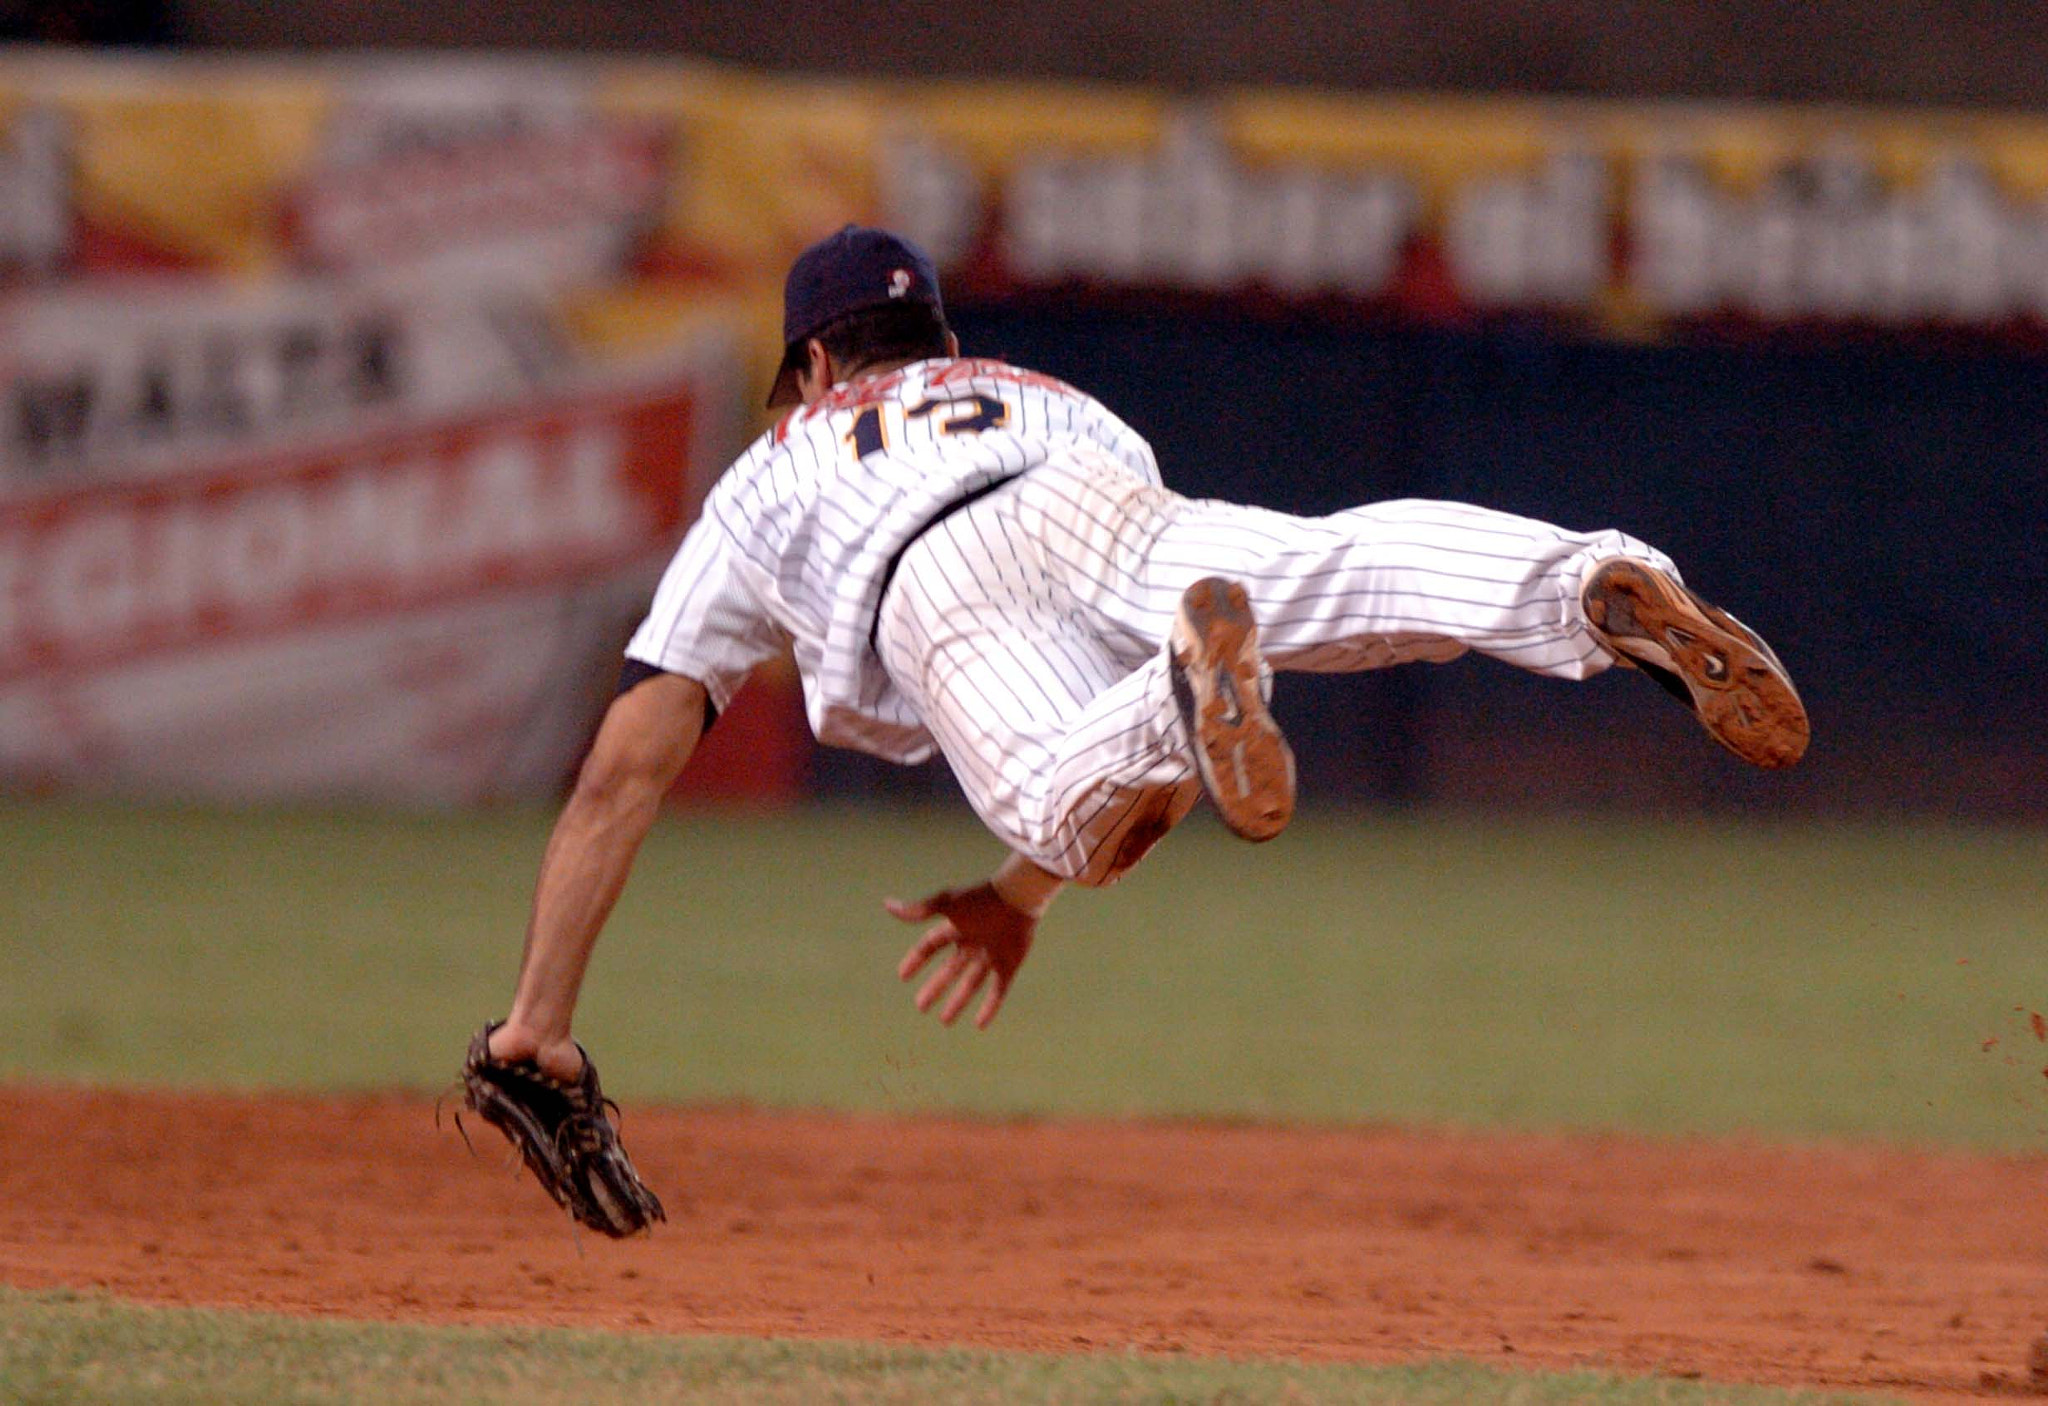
left=10, top=54, right=2048, bottom=373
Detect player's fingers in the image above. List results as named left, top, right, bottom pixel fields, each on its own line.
left=897, top=925, right=955, bottom=981
left=884, top=896, right=937, bottom=923
left=938, top=960, right=990, bottom=1026
left=975, top=979, right=1008, bottom=1030
left=916, top=951, right=971, bottom=1012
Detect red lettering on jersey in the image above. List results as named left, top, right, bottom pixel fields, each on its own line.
left=782, top=358, right=1078, bottom=433
left=925, top=358, right=1079, bottom=397
left=800, top=369, right=912, bottom=421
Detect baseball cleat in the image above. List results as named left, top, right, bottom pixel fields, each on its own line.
left=1581, top=557, right=1809, bottom=769
left=1168, top=576, right=1296, bottom=841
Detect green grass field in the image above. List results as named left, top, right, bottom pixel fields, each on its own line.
left=5, top=800, right=2046, bottom=1147
left=0, top=1289, right=1885, bottom=1406
left=4, top=799, right=2037, bottom=1404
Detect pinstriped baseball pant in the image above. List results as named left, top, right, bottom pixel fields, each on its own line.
left=874, top=454, right=1674, bottom=885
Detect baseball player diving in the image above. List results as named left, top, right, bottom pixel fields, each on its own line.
left=457, top=226, right=1809, bottom=1236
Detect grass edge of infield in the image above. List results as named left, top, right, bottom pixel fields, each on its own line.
left=0, top=1285, right=1902, bottom=1406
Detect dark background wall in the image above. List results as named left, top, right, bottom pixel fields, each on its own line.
left=160, top=0, right=2048, bottom=109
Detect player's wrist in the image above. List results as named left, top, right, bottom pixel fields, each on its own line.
left=495, top=1031, right=585, bottom=1084
left=990, top=854, right=1063, bottom=918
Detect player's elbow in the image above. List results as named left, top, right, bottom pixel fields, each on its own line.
left=571, top=745, right=669, bottom=814
left=573, top=675, right=706, bottom=810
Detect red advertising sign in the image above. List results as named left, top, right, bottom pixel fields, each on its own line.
left=0, top=386, right=697, bottom=683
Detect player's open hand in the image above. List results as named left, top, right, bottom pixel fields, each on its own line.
left=884, top=883, right=1036, bottom=1030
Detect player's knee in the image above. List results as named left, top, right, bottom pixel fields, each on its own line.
left=1052, top=783, right=1195, bottom=888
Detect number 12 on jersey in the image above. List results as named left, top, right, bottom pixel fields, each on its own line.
left=846, top=393, right=1010, bottom=461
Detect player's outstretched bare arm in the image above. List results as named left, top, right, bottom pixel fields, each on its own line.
left=887, top=853, right=1063, bottom=1030
left=488, top=671, right=708, bottom=1079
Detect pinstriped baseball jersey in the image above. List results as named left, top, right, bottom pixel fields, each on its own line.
left=625, top=357, right=1160, bottom=762
left=628, top=351, right=1677, bottom=882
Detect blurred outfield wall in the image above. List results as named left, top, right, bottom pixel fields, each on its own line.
left=1, top=52, right=2042, bottom=813
left=167, top=0, right=2048, bottom=111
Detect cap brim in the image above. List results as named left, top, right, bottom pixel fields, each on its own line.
left=765, top=346, right=805, bottom=409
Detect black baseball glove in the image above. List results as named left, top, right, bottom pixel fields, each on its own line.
left=458, top=1023, right=666, bottom=1237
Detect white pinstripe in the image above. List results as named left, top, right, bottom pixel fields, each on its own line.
left=628, top=357, right=1674, bottom=884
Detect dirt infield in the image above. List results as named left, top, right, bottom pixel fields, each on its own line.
left=2, top=1088, right=2045, bottom=1401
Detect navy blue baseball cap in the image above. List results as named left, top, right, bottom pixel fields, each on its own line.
left=765, top=224, right=947, bottom=408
